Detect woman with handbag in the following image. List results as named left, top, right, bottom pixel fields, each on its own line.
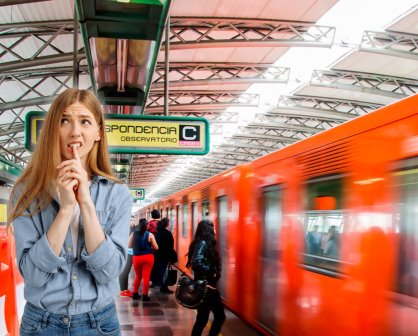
left=156, top=217, right=177, bottom=293
left=186, top=220, right=226, bottom=336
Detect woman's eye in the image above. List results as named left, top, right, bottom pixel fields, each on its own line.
left=61, top=118, right=69, bottom=124
left=81, top=119, right=91, bottom=125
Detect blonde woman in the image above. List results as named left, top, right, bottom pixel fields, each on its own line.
left=8, top=88, right=133, bottom=336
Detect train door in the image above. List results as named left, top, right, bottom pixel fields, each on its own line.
left=217, top=196, right=228, bottom=298
left=393, top=159, right=418, bottom=335
left=259, top=185, right=282, bottom=334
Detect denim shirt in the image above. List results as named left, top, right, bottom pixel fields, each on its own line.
left=12, top=175, right=133, bottom=315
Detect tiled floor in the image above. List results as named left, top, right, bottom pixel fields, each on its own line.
left=116, top=286, right=262, bottom=336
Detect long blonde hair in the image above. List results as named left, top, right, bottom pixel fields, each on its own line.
left=8, top=88, right=119, bottom=225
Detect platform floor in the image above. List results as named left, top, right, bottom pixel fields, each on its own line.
left=116, top=285, right=262, bottom=336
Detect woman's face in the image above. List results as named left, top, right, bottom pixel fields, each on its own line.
left=59, top=102, right=101, bottom=168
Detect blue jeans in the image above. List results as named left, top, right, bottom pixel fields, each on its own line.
left=20, top=302, right=121, bottom=336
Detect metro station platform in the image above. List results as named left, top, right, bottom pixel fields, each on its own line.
left=115, top=286, right=261, bottom=336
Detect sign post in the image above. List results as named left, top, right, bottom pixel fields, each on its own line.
left=130, top=188, right=145, bottom=201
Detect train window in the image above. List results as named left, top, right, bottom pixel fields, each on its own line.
left=217, top=196, right=228, bottom=298
left=259, top=185, right=282, bottom=333
left=169, top=208, right=175, bottom=232
left=395, top=166, right=418, bottom=297
left=176, top=205, right=180, bottom=245
left=202, top=201, right=210, bottom=219
left=303, top=176, right=344, bottom=275
left=182, top=204, right=188, bottom=238
left=191, top=202, right=198, bottom=234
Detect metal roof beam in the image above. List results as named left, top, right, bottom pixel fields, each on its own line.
left=247, top=122, right=322, bottom=133
left=1, top=66, right=89, bottom=81
left=0, top=125, right=24, bottom=136
left=266, top=106, right=354, bottom=122
left=145, top=91, right=259, bottom=112
left=232, top=133, right=297, bottom=142
left=311, top=69, right=418, bottom=97
left=166, top=17, right=335, bottom=49
left=152, top=62, right=290, bottom=89
left=0, top=96, right=55, bottom=111
left=276, top=95, right=381, bottom=116
left=0, top=53, right=85, bottom=72
left=360, top=30, right=418, bottom=61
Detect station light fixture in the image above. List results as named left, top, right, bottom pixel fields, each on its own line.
left=75, top=0, right=171, bottom=112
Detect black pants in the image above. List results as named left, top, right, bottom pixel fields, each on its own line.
left=191, top=289, right=226, bottom=336
left=118, top=254, right=132, bottom=291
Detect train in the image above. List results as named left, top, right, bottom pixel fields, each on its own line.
left=140, top=93, right=418, bottom=335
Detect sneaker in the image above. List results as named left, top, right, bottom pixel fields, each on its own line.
left=132, top=293, right=141, bottom=300
left=142, top=294, right=151, bottom=301
left=120, top=290, right=132, bottom=297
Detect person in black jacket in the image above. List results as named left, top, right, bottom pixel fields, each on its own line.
left=186, top=220, right=226, bottom=336
left=156, top=217, right=177, bottom=293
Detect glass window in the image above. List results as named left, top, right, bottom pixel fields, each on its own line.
left=303, top=176, right=344, bottom=275
left=169, top=208, right=175, bottom=232
left=202, top=201, right=210, bottom=219
left=182, top=204, right=188, bottom=238
left=176, top=205, right=180, bottom=244
left=191, top=202, right=198, bottom=234
left=395, top=166, right=418, bottom=297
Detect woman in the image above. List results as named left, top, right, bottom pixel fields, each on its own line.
left=156, top=217, right=177, bottom=293
left=8, top=88, right=133, bottom=336
left=186, top=220, right=226, bottom=336
left=129, top=218, right=158, bottom=301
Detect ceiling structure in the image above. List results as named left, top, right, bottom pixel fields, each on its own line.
left=0, top=0, right=417, bottom=204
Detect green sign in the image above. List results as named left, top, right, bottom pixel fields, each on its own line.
left=130, top=188, right=145, bottom=200
left=25, top=112, right=210, bottom=155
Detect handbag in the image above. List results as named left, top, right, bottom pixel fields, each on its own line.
left=175, top=273, right=208, bottom=309
left=163, top=263, right=178, bottom=286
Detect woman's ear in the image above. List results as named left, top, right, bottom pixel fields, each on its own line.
left=95, top=125, right=101, bottom=141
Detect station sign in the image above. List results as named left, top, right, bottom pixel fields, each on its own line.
left=25, top=112, right=210, bottom=155
left=130, top=188, right=145, bottom=200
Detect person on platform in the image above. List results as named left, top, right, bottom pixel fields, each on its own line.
left=129, top=218, right=158, bottom=301
left=147, top=209, right=160, bottom=286
left=8, top=88, right=133, bottom=336
left=155, top=217, right=177, bottom=294
left=119, top=216, right=136, bottom=297
left=186, top=220, right=226, bottom=336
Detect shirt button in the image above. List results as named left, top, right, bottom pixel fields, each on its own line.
left=66, top=246, right=72, bottom=253
left=72, top=274, right=78, bottom=280
left=63, top=317, right=69, bottom=324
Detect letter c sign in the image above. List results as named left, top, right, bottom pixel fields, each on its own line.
left=180, top=125, right=200, bottom=141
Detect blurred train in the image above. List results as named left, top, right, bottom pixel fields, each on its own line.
left=140, top=94, right=418, bottom=336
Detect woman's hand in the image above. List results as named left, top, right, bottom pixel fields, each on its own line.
left=56, top=145, right=91, bottom=206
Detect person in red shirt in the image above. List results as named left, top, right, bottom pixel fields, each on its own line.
left=147, top=209, right=160, bottom=234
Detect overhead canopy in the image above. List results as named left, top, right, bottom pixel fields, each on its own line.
left=0, top=0, right=417, bottom=200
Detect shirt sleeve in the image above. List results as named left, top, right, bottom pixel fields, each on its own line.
left=81, top=184, right=133, bottom=284
left=13, top=205, right=66, bottom=288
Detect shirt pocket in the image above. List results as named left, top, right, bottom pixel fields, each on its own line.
left=96, top=207, right=116, bottom=233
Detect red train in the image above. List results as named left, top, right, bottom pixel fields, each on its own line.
left=141, top=94, right=418, bottom=335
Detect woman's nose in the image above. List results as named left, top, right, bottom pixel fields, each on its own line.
left=70, top=122, right=81, bottom=137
